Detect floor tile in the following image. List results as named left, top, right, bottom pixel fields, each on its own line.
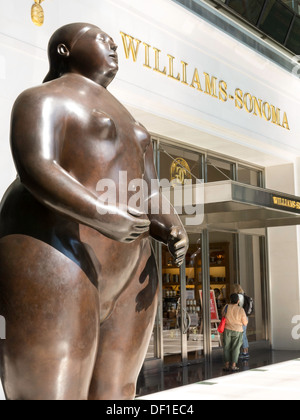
left=140, top=360, right=300, bottom=400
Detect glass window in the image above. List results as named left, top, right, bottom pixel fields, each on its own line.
left=259, top=0, right=294, bottom=44
left=206, top=156, right=234, bottom=182
left=227, top=0, right=265, bottom=25
left=281, top=0, right=300, bottom=14
left=159, top=143, right=203, bottom=185
left=286, top=16, right=300, bottom=53
left=238, top=234, right=268, bottom=345
left=237, top=165, right=263, bottom=187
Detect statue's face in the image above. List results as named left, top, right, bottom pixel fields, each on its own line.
left=69, top=26, right=119, bottom=87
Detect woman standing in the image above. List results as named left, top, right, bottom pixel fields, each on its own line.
left=223, top=294, right=248, bottom=372
left=233, top=284, right=250, bottom=360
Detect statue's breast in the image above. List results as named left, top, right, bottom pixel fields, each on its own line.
left=90, top=109, right=118, bottom=141
left=132, top=122, right=151, bottom=154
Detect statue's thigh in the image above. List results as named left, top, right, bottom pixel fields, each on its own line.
left=89, top=252, right=159, bottom=400
left=0, top=235, right=100, bottom=400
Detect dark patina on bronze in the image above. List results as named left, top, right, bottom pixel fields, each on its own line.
left=0, top=23, right=188, bottom=400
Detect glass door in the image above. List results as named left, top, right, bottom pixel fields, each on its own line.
left=186, top=230, right=238, bottom=361
left=185, top=234, right=205, bottom=363
left=161, top=229, right=241, bottom=364
left=162, top=245, right=189, bottom=365
left=238, top=233, right=269, bottom=345
left=162, top=232, right=211, bottom=365
left=159, top=141, right=205, bottom=365
left=208, top=231, right=238, bottom=354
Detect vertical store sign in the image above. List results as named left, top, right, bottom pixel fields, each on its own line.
left=199, top=291, right=219, bottom=322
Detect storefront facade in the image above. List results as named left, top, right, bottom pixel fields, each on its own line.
left=144, top=139, right=272, bottom=368
left=1, top=0, right=300, bottom=373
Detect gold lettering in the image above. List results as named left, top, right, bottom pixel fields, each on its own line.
left=204, top=73, right=218, bottom=98
left=153, top=47, right=167, bottom=75
left=253, top=97, right=262, bottom=118
left=273, top=196, right=299, bottom=208
left=235, top=89, right=243, bottom=109
left=282, top=112, right=290, bottom=131
left=143, top=42, right=152, bottom=69
left=181, top=61, right=188, bottom=85
left=219, top=80, right=228, bottom=102
left=271, top=106, right=281, bottom=126
left=119, top=32, right=291, bottom=132
left=120, top=32, right=141, bottom=62
left=190, top=68, right=203, bottom=91
left=244, top=93, right=253, bottom=114
left=262, top=102, right=271, bottom=121
left=167, top=54, right=180, bottom=81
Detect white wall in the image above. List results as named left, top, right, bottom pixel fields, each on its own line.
left=1, top=0, right=300, bottom=198
left=267, top=226, right=300, bottom=350
left=266, top=164, right=300, bottom=350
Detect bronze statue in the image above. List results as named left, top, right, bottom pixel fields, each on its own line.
left=0, top=23, right=188, bottom=400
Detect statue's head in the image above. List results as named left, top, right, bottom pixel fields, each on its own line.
left=43, top=23, right=119, bottom=87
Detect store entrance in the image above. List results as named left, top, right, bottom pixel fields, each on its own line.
left=147, top=228, right=269, bottom=367
left=161, top=230, right=239, bottom=365
left=162, top=233, right=204, bottom=365
left=144, top=140, right=277, bottom=369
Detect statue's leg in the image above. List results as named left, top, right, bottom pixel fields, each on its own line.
left=0, top=235, right=100, bottom=400
left=88, top=248, right=159, bottom=400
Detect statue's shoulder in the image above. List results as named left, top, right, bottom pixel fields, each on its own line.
left=13, top=79, right=70, bottom=114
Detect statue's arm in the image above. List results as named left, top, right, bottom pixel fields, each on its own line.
left=10, top=91, right=104, bottom=229
left=10, top=90, right=149, bottom=242
left=144, top=142, right=188, bottom=265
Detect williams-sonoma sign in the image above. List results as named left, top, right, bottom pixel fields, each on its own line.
left=120, top=32, right=290, bottom=131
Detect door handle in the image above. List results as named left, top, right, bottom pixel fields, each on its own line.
left=183, top=308, right=191, bottom=334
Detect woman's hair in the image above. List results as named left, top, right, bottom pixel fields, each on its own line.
left=43, top=23, right=97, bottom=83
left=230, top=293, right=240, bottom=304
left=233, top=284, right=244, bottom=295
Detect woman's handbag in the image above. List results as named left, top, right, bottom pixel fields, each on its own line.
left=218, top=305, right=228, bottom=334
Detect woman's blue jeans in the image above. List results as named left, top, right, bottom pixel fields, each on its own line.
left=242, top=323, right=249, bottom=350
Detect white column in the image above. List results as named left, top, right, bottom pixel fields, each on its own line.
left=266, top=163, right=300, bottom=350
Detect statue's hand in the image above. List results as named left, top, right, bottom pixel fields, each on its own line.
left=167, top=226, right=189, bottom=267
left=97, top=205, right=150, bottom=243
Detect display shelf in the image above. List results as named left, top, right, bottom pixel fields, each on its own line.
left=162, top=242, right=230, bottom=323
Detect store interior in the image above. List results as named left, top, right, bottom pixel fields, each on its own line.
left=146, top=227, right=267, bottom=364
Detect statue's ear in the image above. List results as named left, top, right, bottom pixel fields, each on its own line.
left=57, top=44, right=70, bottom=57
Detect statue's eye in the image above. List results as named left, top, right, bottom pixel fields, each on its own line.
left=96, top=34, right=107, bottom=43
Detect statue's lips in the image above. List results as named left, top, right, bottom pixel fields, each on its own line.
left=109, top=53, right=118, bottom=63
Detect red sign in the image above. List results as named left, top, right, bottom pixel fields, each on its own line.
left=199, top=290, right=219, bottom=322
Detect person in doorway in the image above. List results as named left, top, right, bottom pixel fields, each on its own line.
left=223, top=293, right=248, bottom=372
left=233, top=285, right=250, bottom=360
